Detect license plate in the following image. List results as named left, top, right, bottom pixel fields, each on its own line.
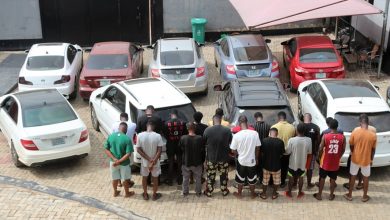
left=51, top=138, right=65, bottom=146
left=100, top=79, right=111, bottom=86
left=248, top=70, right=260, bottom=77
left=316, top=73, right=326, bottom=79
left=174, top=75, right=185, bottom=80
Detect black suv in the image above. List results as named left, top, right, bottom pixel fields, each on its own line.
left=214, top=78, right=298, bottom=126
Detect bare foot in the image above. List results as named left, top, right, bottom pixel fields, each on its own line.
left=233, top=192, right=242, bottom=199
left=125, top=191, right=135, bottom=198
left=251, top=193, right=258, bottom=199
left=284, top=191, right=292, bottom=199
left=113, top=190, right=120, bottom=197
left=313, top=193, right=322, bottom=201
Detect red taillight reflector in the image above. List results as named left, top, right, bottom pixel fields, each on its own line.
left=133, top=134, right=138, bottom=145
left=226, top=65, right=236, bottom=75
left=19, top=77, right=33, bottom=85
left=54, top=75, right=71, bottom=84
left=271, top=59, right=279, bottom=72
left=151, top=69, right=160, bottom=78
left=21, top=139, right=38, bottom=150
left=196, top=67, right=205, bottom=77
left=79, top=130, right=89, bottom=143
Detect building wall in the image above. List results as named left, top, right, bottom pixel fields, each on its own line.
left=163, top=0, right=324, bottom=33
left=0, top=0, right=42, bottom=40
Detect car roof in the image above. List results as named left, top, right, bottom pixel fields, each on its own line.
left=231, top=78, right=289, bottom=107
left=118, top=78, right=191, bottom=109
left=30, top=43, right=68, bottom=56
left=91, top=41, right=130, bottom=55
left=321, top=79, right=380, bottom=99
left=229, top=34, right=266, bottom=48
left=296, top=36, right=333, bottom=48
left=13, top=89, right=67, bottom=108
left=159, top=38, right=194, bottom=52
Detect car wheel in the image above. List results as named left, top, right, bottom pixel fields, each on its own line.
left=298, top=94, right=303, bottom=120
left=91, top=106, right=100, bottom=132
left=11, top=142, right=24, bottom=168
left=69, top=83, right=77, bottom=100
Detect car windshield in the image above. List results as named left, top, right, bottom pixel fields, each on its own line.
left=335, top=112, right=390, bottom=132
left=160, top=51, right=194, bottom=66
left=87, top=54, right=128, bottom=70
left=323, top=81, right=379, bottom=99
left=299, top=48, right=338, bottom=63
left=233, top=46, right=268, bottom=62
left=22, top=101, right=78, bottom=127
left=235, top=107, right=295, bottom=126
left=26, top=56, right=64, bottom=70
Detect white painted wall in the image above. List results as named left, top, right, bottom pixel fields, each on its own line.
left=0, top=0, right=42, bottom=40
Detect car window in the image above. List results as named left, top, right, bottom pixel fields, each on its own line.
left=129, top=102, right=138, bottom=123
left=2, top=97, right=18, bottom=124
left=67, top=45, right=77, bottom=64
left=220, top=39, right=230, bottom=57
left=104, top=86, right=126, bottom=113
left=324, top=81, right=379, bottom=99
left=289, top=39, right=297, bottom=56
left=232, top=46, right=268, bottom=61
left=299, top=48, right=338, bottom=63
left=153, top=42, right=158, bottom=61
left=308, top=83, right=327, bottom=117
left=26, top=56, right=64, bottom=70
left=87, top=54, right=128, bottom=70
left=160, top=50, right=194, bottom=66
left=335, top=111, right=390, bottom=133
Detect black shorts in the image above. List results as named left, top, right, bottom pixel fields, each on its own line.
left=166, top=142, right=181, bottom=158
left=288, top=168, right=306, bottom=178
left=235, top=162, right=257, bottom=185
left=319, top=168, right=338, bottom=180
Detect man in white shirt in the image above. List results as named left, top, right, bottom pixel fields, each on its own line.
left=112, top=113, right=136, bottom=143
left=230, top=115, right=261, bottom=199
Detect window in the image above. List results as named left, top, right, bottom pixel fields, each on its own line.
left=220, top=39, right=230, bottom=57
left=67, top=45, right=77, bottom=64
left=308, top=83, right=328, bottom=117
left=335, top=111, right=390, bottom=132
left=232, top=46, right=268, bottom=61
left=160, top=50, right=194, bottom=66
left=27, top=56, right=64, bottom=70
left=104, top=86, right=126, bottom=113
left=86, top=54, right=128, bottom=70
left=2, top=97, right=18, bottom=124
left=289, top=39, right=297, bottom=56
left=299, top=48, right=338, bottom=63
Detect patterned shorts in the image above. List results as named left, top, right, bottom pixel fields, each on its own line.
left=262, top=169, right=281, bottom=186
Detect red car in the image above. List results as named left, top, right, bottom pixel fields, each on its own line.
left=79, top=41, right=143, bottom=100
left=281, top=36, right=345, bottom=91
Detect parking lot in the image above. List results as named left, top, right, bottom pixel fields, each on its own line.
left=1, top=34, right=390, bottom=219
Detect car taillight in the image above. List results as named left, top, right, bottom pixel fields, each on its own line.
left=151, top=69, right=160, bottom=78
left=54, top=75, right=71, bottom=84
left=79, top=76, right=89, bottom=87
left=196, top=67, right=205, bottom=77
left=79, top=130, right=89, bottom=143
left=226, top=65, right=236, bottom=75
left=21, top=139, right=38, bottom=150
left=332, top=66, right=345, bottom=73
left=294, top=66, right=309, bottom=76
left=18, top=77, right=33, bottom=85
left=271, top=58, right=279, bottom=72
left=133, top=134, right=137, bottom=145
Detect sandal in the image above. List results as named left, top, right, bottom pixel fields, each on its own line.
left=272, top=192, right=279, bottom=200
left=259, top=193, right=267, bottom=200
left=361, top=196, right=370, bottom=202
left=297, top=192, right=305, bottom=199
left=129, top=180, right=135, bottom=188
left=125, top=191, right=135, bottom=198
left=313, top=193, right=322, bottom=201
left=343, top=193, right=352, bottom=201
left=152, top=193, right=162, bottom=201
left=329, top=194, right=335, bottom=201
left=284, top=191, right=292, bottom=199
left=113, top=190, right=120, bottom=197
left=143, top=193, right=149, bottom=201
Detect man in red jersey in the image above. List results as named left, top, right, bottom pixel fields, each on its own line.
left=314, top=119, right=345, bottom=201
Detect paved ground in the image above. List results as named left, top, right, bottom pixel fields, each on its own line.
left=1, top=34, right=390, bottom=220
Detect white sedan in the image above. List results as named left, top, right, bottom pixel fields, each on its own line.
left=18, top=43, right=83, bottom=99
left=0, top=89, right=90, bottom=167
left=298, top=79, right=390, bottom=167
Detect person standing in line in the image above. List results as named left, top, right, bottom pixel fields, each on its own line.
left=314, top=119, right=345, bottom=201
left=344, top=114, right=376, bottom=202
left=137, top=120, right=163, bottom=201
left=230, top=115, right=261, bottom=199
left=104, top=122, right=135, bottom=198
left=303, top=113, right=320, bottom=188
left=285, top=123, right=312, bottom=199
left=271, top=111, right=296, bottom=188
left=193, top=111, right=208, bottom=136
left=136, top=105, right=163, bottom=134
left=253, top=112, right=271, bottom=184
left=203, top=115, right=233, bottom=197
left=179, top=122, right=205, bottom=196
left=208, top=108, right=230, bottom=127
left=259, top=128, right=285, bottom=200
left=163, top=109, right=187, bottom=185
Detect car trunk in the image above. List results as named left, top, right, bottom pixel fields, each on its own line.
left=24, top=70, right=66, bottom=86
left=83, top=69, right=129, bottom=88
left=235, top=63, right=271, bottom=78
left=160, top=68, right=196, bottom=87
left=298, top=62, right=343, bottom=79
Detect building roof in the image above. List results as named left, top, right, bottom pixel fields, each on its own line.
left=91, top=41, right=130, bottom=55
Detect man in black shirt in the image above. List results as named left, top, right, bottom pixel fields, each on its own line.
left=193, top=111, right=208, bottom=136
left=303, top=113, right=320, bottom=188
left=179, top=122, right=205, bottom=196
left=203, top=115, right=232, bottom=197
left=253, top=112, right=271, bottom=182
left=136, top=105, right=163, bottom=134
left=259, top=128, right=285, bottom=200
left=163, top=109, right=187, bottom=185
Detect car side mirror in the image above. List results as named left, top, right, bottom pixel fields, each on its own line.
left=77, top=48, right=82, bottom=52
left=24, top=49, right=29, bottom=53
left=302, top=86, right=308, bottom=92
left=265, top=39, right=271, bottom=44
left=96, top=93, right=102, bottom=99
left=281, top=41, right=288, bottom=46
left=146, top=45, right=154, bottom=49
left=196, top=42, right=204, bottom=47
left=213, top=85, right=223, bottom=91
left=283, top=83, right=291, bottom=90
left=213, top=41, right=220, bottom=46
left=374, top=85, right=380, bottom=90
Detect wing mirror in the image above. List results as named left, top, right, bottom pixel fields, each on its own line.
left=77, top=48, right=82, bottom=52
left=302, top=86, right=308, bottom=92
left=281, top=41, right=288, bottom=46
left=213, top=41, right=220, bottom=46
left=265, top=39, right=271, bottom=44
left=213, top=84, right=223, bottom=91
left=374, top=85, right=380, bottom=90
left=96, top=93, right=102, bottom=99
left=24, top=49, right=29, bottom=53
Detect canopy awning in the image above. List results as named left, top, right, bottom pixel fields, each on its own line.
left=230, top=0, right=382, bottom=29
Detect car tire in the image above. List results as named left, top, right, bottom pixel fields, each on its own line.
left=91, top=106, right=100, bottom=132
left=69, top=83, right=77, bottom=100
left=10, top=142, right=24, bottom=168
left=289, top=75, right=297, bottom=93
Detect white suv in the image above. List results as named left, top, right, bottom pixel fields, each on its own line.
left=89, top=77, right=196, bottom=166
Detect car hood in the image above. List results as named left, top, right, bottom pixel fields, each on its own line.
left=331, top=97, right=389, bottom=113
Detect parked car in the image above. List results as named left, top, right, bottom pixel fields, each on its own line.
left=298, top=79, right=390, bottom=167
left=214, top=78, right=298, bottom=127
left=214, top=34, right=279, bottom=81
left=79, top=41, right=144, bottom=100
left=89, top=77, right=196, bottom=166
left=147, top=38, right=208, bottom=95
left=0, top=89, right=90, bottom=167
left=281, top=36, right=345, bottom=91
left=18, top=43, right=83, bottom=99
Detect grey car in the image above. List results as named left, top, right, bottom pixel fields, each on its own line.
left=214, top=34, right=280, bottom=81
left=147, top=38, right=208, bottom=95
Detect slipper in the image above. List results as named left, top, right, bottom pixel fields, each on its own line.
left=152, top=193, right=162, bottom=201
left=297, top=192, right=305, bottom=199
left=313, top=193, right=322, bottom=201
left=129, top=181, right=135, bottom=188
left=329, top=194, right=335, bottom=201
left=143, top=193, right=149, bottom=201
left=113, top=190, right=120, bottom=197
left=284, top=191, right=292, bottom=199
left=233, top=192, right=243, bottom=199
left=361, top=196, right=370, bottom=202
left=125, top=191, right=135, bottom=198
left=343, top=193, right=352, bottom=201
left=259, top=193, right=267, bottom=200
left=356, top=185, right=364, bottom=190
left=343, top=183, right=350, bottom=190
left=272, top=193, right=279, bottom=200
